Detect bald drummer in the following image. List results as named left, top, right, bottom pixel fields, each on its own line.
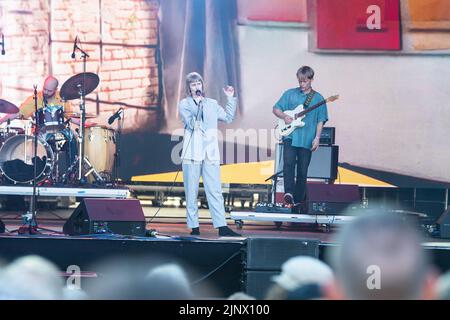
left=0, top=76, right=72, bottom=124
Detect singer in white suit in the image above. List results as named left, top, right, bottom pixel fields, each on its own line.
left=178, top=72, right=241, bottom=237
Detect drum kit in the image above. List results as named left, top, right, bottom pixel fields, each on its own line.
left=0, top=72, right=120, bottom=186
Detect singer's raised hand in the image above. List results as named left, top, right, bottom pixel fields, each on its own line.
left=223, top=86, right=234, bottom=97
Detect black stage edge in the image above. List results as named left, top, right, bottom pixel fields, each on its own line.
left=1, top=235, right=450, bottom=298
left=0, top=236, right=244, bottom=297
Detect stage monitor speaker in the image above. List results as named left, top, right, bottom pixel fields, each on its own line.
left=437, top=206, right=450, bottom=239
left=274, top=143, right=339, bottom=181
left=63, top=198, right=146, bottom=236
left=245, top=237, right=319, bottom=270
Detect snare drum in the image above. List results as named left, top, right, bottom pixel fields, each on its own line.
left=36, top=105, right=65, bottom=133
left=83, top=126, right=116, bottom=181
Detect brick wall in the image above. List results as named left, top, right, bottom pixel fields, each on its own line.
left=0, top=0, right=50, bottom=104
left=0, top=0, right=160, bottom=133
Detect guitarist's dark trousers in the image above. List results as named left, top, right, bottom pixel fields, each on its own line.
left=283, top=139, right=312, bottom=205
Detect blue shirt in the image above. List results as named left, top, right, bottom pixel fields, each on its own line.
left=274, top=87, right=328, bottom=149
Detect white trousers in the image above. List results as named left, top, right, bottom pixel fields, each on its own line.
left=182, top=160, right=227, bottom=229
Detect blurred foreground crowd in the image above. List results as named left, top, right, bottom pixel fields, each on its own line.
left=1, top=213, right=450, bottom=300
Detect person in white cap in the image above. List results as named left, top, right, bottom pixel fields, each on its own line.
left=265, top=256, right=334, bottom=300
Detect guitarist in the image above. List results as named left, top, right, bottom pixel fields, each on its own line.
left=272, top=66, right=328, bottom=211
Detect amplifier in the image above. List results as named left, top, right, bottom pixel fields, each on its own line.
left=319, top=127, right=335, bottom=145
left=306, top=201, right=358, bottom=215
left=274, top=143, right=339, bottom=181
left=305, top=184, right=360, bottom=214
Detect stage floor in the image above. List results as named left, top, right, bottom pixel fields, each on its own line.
left=1, top=205, right=449, bottom=244
left=0, top=205, right=349, bottom=242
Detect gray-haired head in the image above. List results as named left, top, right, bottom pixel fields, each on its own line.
left=329, top=212, right=432, bottom=300
left=2, top=255, right=64, bottom=300
left=145, top=263, right=193, bottom=299
left=185, top=72, right=204, bottom=96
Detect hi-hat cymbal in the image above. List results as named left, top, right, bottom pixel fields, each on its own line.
left=60, top=72, right=100, bottom=101
left=0, top=99, right=20, bottom=114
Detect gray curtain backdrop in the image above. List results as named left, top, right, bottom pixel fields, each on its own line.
left=159, top=0, right=240, bottom=132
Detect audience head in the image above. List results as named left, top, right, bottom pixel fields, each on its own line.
left=1, top=255, right=63, bottom=299
left=265, top=256, right=333, bottom=300
left=326, top=212, right=437, bottom=300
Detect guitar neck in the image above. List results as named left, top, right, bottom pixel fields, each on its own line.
left=295, top=99, right=327, bottom=119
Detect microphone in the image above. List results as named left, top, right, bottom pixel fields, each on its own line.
left=1, top=34, right=5, bottom=55
left=195, top=89, right=202, bottom=97
left=71, top=36, right=78, bottom=59
left=108, top=108, right=123, bottom=125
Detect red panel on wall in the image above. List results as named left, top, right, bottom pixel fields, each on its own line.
left=316, top=0, right=401, bottom=50
left=237, top=0, right=307, bottom=23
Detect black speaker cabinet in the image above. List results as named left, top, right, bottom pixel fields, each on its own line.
left=438, top=206, right=450, bottom=239
left=244, top=238, right=319, bottom=297
left=305, top=184, right=360, bottom=214
left=63, top=198, right=146, bottom=236
left=245, top=238, right=319, bottom=270
left=244, top=270, right=279, bottom=299
left=275, top=143, right=339, bottom=181
left=308, top=145, right=339, bottom=180
left=319, top=127, right=335, bottom=145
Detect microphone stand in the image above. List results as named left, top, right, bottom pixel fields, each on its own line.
left=72, top=41, right=103, bottom=184
left=113, top=111, right=123, bottom=187
left=17, top=86, right=57, bottom=235
left=18, top=86, right=40, bottom=234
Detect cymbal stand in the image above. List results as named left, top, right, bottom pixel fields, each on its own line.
left=74, top=42, right=88, bottom=182
left=71, top=40, right=103, bottom=184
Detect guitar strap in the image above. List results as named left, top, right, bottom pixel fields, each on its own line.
left=303, top=90, right=316, bottom=109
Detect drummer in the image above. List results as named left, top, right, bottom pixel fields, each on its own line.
left=0, top=76, right=71, bottom=124
left=0, top=76, right=77, bottom=165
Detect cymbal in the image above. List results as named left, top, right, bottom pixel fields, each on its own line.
left=60, top=72, right=100, bottom=101
left=0, top=99, right=20, bottom=114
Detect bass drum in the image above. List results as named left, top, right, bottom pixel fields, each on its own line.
left=83, top=126, right=116, bottom=182
left=0, top=134, right=54, bottom=184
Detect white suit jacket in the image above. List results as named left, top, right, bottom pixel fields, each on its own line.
left=178, top=96, right=237, bottom=162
